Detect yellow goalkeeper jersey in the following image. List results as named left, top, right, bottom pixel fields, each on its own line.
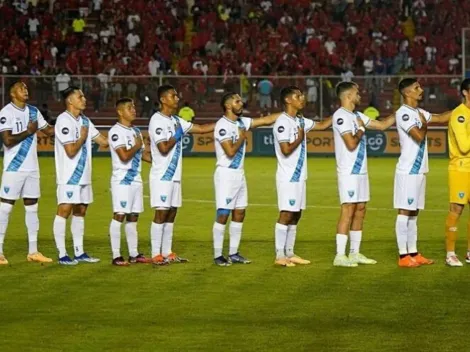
left=449, top=103, right=470, bottom=172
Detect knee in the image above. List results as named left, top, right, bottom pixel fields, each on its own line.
left=232, top=209, right=246, bottom=222
left=216, top=209, right=230, bottom=225
left=24, top=203, right=39, bottom=213
left=0, top=202, right=13, bottom=216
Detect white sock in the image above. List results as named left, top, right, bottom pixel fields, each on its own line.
left=125, top=221, right=139, bottom=257
left=150, top=222, right=164, bottom=257
left=447, top=251, right=456, bottom=258
left=396, top=214, right=409, bottom=255
left=349, top=230, right=362, bottom=254
left=53, top=215, right=67, bottom=258
left=336, top=234, right=348, bottom=255
left=25, top=204, right=39, bottom=254
left=71, top=216, right=85, bottom=257
left=275, top=223, right=288, bottom=259
left=407, top=216, right=418, bottom=254
left=229, top=221, right=243, bottom=255
left=213, top=222, right=226, bottom=258
left=162, top=222, right=174, bottom=257
left=0, top=203, right=13, bottom=254
left=109, top=219, right=122, bottom=259
left=285, top=225, right=297, bottom=257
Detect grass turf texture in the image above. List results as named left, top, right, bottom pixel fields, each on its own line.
left=1, top=157, right=469, bottom=352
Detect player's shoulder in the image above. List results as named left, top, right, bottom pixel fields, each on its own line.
left=273, top=113, right=291, bottom=126
left=150, top=111, right=169, bottom=125
left=332, top=108, right=351, bottom=127
left=451, top=104, right=469, bottom=124
left=396, top=105, right=415, bottom=123
left=26, top=104, right=39, bottom=113
left=0, top=103, right=14, bottom=116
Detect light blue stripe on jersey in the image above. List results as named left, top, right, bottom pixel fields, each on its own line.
left=410, top=140, right=426, bottom=175
left=290, top=140, right=305, bottom=182
left=5, top=106, right=38, bottom=172
left=120, top=150, right=142, bottom=185
left=351, top=137, right=366, bottom=175
left=229, top=142, right=245, bottom=169
left=161, top=141, right=181, bottom=181
left=67, top=144, right=87, bottom=185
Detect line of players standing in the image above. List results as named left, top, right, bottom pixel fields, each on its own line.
left=0, top=79, right=452, bottom=267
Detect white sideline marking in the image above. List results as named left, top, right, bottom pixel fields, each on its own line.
left=142, top=196, right=448, bottom=213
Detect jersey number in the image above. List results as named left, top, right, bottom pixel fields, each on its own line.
left=15, top=121, right=23, bottom=132
left=127, top=139, right=133, bottom=148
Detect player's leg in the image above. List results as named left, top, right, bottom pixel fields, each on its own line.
left=110, top=212, right=129, bottom=266
left=149, top=178, right=172, bottom=264
left=54, top=199, right=75, bottom=265
left=348, top=202, right=376, bottom=265
left=228, top=208, right=251, bottom=264
left=446, top=170, right=466, bottom=265
left=0, top=198, right=14, bottom=265
left=213, top=208, right=231, bottom=266
left=286, top=181, right=310, bottom=265
left=126, top=184, right=150, bottom=263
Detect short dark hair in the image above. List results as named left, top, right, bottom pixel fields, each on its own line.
left=62, top=85, right=81, bottom=101
left=116, top=97, right=133, bottom=108
left=8, top=80, right=25, bottom=94
left=280, top=86, right=300, bottom=106
left=335, top=81, right=357, bottom=98
left=398, top=78, right=418, bottom=95
left=460, top=78, right=470, bottom=98
left=220, top=92, right=237, bottom=112
left=157, top=85, right=176, bottom=104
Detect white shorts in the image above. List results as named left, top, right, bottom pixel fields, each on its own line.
left=57, top=184, right=93, bottom=205
left=394, top=173, right=426, bottom=210
left=276, top=180, right=306, bottom=212
left=111, top=182, right=143, bottom=214
left=337, top=174, right=370, bottom=204
left=0, top=171, right=40, bottom=200
left=214, top=168, right=247, bottom=210
left=150, top=176, right=182, bottom=208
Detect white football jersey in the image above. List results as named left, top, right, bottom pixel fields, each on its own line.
left=148, top=112, right=192, bottom=182
left=109, top=123, right=143, bottom=185
left=54, top=111, right=100, bottom=185
left=273, top=112, right=315, bottom=182
left=332, top=108, right=370, bottom=175
left=0, top=103, right=48, bottom=172
left=214, top=116, right=252, bottom=170
left=395, top=104, right=432, bottom=175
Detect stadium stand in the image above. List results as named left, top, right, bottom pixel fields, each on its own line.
left=0, top=0, right=466, bottom=125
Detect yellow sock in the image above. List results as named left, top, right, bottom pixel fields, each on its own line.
left=467, top=218, right=470, bottom=252
left=445, top=212, right=459, bottom=253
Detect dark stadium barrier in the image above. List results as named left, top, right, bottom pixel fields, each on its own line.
left=25, top=128, right=448, bottom=157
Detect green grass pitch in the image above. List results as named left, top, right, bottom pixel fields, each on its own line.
left=1, top=156, right=470, bottom=352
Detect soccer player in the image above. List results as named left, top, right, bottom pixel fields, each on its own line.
left=108, top=98, right=152, bottom=266
left=332, top=81, right=396, bottom=267
left=148, top=85, right=215, bottom=265
left=394, top=78, right=450, bottom=267
left=444, top=78, right=470, bottom=266
left=272, top=86, right=332, bottom=267
left=0, top=81, right=55, bottom=264
left=212, top=93, right=281, bottom=266
left=53, top=86, right=109, bottom=265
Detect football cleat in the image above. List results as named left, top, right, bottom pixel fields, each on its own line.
left=0, top=254, right=8, bottom=265
left=398, top=255, right=420, bottom=268
left=287, top=255, right=311, bottom=265
left=228, top=253, right=251, bottom=264
left=129, top=254, right=152, bottom=264
left=465, top=253, right=470, bottom=264
left=274, top=257, right=296, bottom=267
left=27, top=252, right=53, bottom=263
left=152, top=254, right=169, bottom=266
left=58, top=255, right=78, bottom=266
left=74, top=253, right=100, bottom=263
left=446, top=255, right=463, bottom=267
left=349, top=253, right=377, bottom=265
left=214, top=256, right=231, bottom=266
left=333, top=254, right=358, bottom=267
left=412, top=253, right=434, bottom=265
left=165, top=252, right=188, bottom=263
left=112, top=256, right=130, bottom=266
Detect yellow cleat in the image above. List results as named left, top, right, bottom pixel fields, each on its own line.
left=288, top=255, right=311, bottom=265
left=0, top=254, right=8, bottom=265
left=274, top=257, right=296, bottom=267
left=27, top=252, right=53, bottom=263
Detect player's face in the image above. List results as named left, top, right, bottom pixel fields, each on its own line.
left=11, top=82, right=29, bottom=103
left=68, top=90, right=87, bottom=111
left=351, top=86, right=361, bottom=105
left=120, top=102, right=137, bottom=122
left=408, top=82, right=424, bottom=101
left=161, top=89, right=180, bottom=110
left=230, top=94, right=244, bottom=116
left=290, top=90, right=306, bottom=110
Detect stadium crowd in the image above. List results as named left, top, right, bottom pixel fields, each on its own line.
left=0, top=0, right=467, bottom=78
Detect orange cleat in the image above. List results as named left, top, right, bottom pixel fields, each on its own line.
left=398, top=255, right=421, bottom=268
left=165, top=252, right=188, bottom=263
left=152, top=254, right=168, bottom=266
left=27, top=252, right=53, bottom=263
left=413, top=253, right=434, bottom=265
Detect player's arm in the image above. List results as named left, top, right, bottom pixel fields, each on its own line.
left=220, top=129, right=246, bottom=157
left=366, top=113, right=396, bottom=130
left=114, top=139, right=143, bottom=162
left=188, top=122, right=216, bottom=134
left=0, top=121, right=38, bottom=147
left=36, top=110, right=54, bottom=137
left=312, top=116, right=332, bottom=130
left=407, top=114, right=428, bottom=143
left=250, top=113, right=282, bottom=128
left=277, top=121, right=305, bottom=156
left=92, top=133, right=109, bottom=148
left=63, top=125, right=89, bottom=158
left=450, top=112, right=470, bottom=154
left=429, top=110, right=452, bottom=124
left=142, top=149, right=152, bottom=163
left=341, top=130, right=365, bottom=151
left=40, top=125, right=55, bottom=136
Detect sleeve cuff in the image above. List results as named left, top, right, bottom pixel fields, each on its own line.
left=340, top=130, right=352, bottom=135
left=405, top=124, right=418, bottom=133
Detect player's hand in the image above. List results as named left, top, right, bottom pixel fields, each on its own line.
left=173, top=124, right=184, bottom=141
left=135, top=133, right=143, bottom=149
left=80, top=125, right=89, bottom=140
left=356, top=117, right=365, bottom=128
left=238, top=127, right=246, bottom=140
left=298, top=117, right=305, bottom=129
left=418, top=111, right=427, bottom=124
left=27, top=120, right=38, bottom=135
